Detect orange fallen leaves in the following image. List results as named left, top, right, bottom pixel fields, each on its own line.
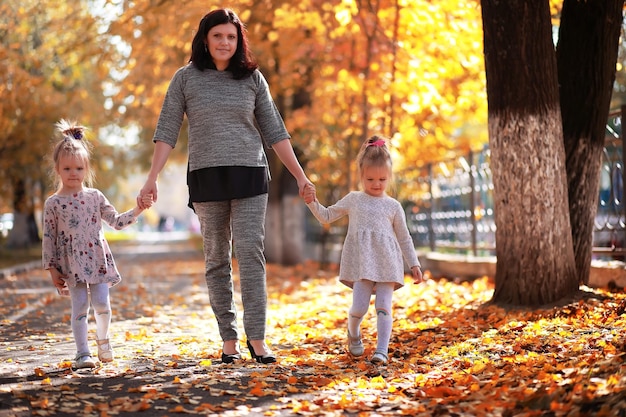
left=249, top=382, right=265, bottom=397
left=2, top=258, right=626, bottom=416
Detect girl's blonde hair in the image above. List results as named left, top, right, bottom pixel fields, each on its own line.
left=51, top=119, right=95, bottom=190
left=356, top=135, right=393, bottom=176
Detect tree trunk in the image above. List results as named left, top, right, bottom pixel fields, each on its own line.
left=264, top=150, right=306, bottom=265
left=6, top=178, right=40, bottom=249
left=265, top=199, right=282, bottom=264
left=557, top=0, right=625, bottom=285
left=481, top=0, right=578, bottom=305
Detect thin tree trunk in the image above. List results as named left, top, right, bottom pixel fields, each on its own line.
left=557, top=0, right=625, bottom=285
left=6, top=178, right=40, bottom=249
left=279, top=161, right=305, bottom=265
left=481, top=0, right=578, bottom=305
left=264, top=150, right=307, bottom=265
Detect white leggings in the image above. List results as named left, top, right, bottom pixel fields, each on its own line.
left=348, top=280, right=395, bottom=355
left=69, top=283, right=111, bottom=355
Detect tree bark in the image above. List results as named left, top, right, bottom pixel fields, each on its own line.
left=481, top=0, right=578, bottom=305
left=557, top=0, right=625, bottom=285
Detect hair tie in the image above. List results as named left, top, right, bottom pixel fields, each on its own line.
left=368, top=139, right=385, bottom=147
left=56, top=119, right=85, bottom=141
left=65, top=129, right=83, bottom=140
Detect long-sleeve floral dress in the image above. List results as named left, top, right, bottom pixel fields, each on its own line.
left=42, top=188, right=137, bottom=288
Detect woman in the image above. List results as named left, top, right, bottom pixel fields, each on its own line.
left=137, top=8, right=312, bottom=364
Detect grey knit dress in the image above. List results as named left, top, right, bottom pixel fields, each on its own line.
left=307, top=191, right=420, bottom=290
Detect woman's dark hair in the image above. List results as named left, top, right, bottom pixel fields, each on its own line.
left=190, top=8, right=258, bottom=79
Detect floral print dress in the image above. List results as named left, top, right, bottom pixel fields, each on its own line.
left=42, top=188, right=137, bottom=288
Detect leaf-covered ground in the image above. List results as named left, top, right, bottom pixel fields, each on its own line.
left=1, top=247, right=625, bottom=416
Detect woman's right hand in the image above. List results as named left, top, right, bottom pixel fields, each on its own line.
left=137, top=141, right=173, bottom=209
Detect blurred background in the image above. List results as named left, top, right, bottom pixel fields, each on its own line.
left=1, top=0, right=625, bottom=267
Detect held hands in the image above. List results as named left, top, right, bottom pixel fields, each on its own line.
left=137, top=179, right=157, bottom=210
left=303, top=183, right=317, bottom=204
left=294, top=175, right=315, bottom=203
left=140, top=194, right=154, bottom=208
left=411, top=266, right=424, bottom=284
left=134, top=194, right=154, bottom=216
left=49, top=268, right=67, bottom=293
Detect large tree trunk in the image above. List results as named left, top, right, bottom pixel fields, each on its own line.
left=557, top=0, right=625, bottom=285
left=481, top=0, right=578, bottom=305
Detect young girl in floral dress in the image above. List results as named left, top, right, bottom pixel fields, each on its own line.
left=42, top=120, right=152, bottom=369
left=304, top=136, right=423, bottom=365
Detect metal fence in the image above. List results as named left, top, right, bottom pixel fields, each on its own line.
left=405, top=107, right=625, bottom=258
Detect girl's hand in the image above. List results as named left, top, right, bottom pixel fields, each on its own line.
left=49, top=269, right=67, bottom=291
left=411, top=266, right=424, bottom=284
left=141, top=194, right=154, bottom=208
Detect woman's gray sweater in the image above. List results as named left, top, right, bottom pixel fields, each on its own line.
left=153, top=64, right=290, bottom=173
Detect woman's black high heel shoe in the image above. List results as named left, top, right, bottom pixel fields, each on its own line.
left=221, top=352, right=242, bottom=364
left=246, top=340, right=276, bottom=364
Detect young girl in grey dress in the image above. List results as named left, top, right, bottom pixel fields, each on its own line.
left=304, top=136, right=423, bottom=365
left=42, top=120, right=152, bottom=369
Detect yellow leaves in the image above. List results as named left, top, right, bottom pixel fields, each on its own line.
left=290, top=399, right=316, bottom=414
left=124, top=328, right=152, bottom=342
left=467, top=359, right=488, bottom=375
left=335, top=9, right=352, bottom=26
left=369, top=375, right=386, bottom=389
left=97, top=0, right=489, bottom=204
left=414, top=373, right=427, bottom=387
left=266, top=31, right=279, bottom=42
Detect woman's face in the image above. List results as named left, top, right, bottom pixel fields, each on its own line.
left=206, top=23, right=238, bottom=70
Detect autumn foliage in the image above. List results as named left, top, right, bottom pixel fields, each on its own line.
left=0, top=0, right=492, bottom=214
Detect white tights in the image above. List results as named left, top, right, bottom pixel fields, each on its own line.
left=69, top=283, right=111, bottom=355
left=347, top=280, right=394, bottom=355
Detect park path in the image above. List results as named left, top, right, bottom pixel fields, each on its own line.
left=2, top=235, right=625, bottom=417
left=0, top=237, right=316, bottom=416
